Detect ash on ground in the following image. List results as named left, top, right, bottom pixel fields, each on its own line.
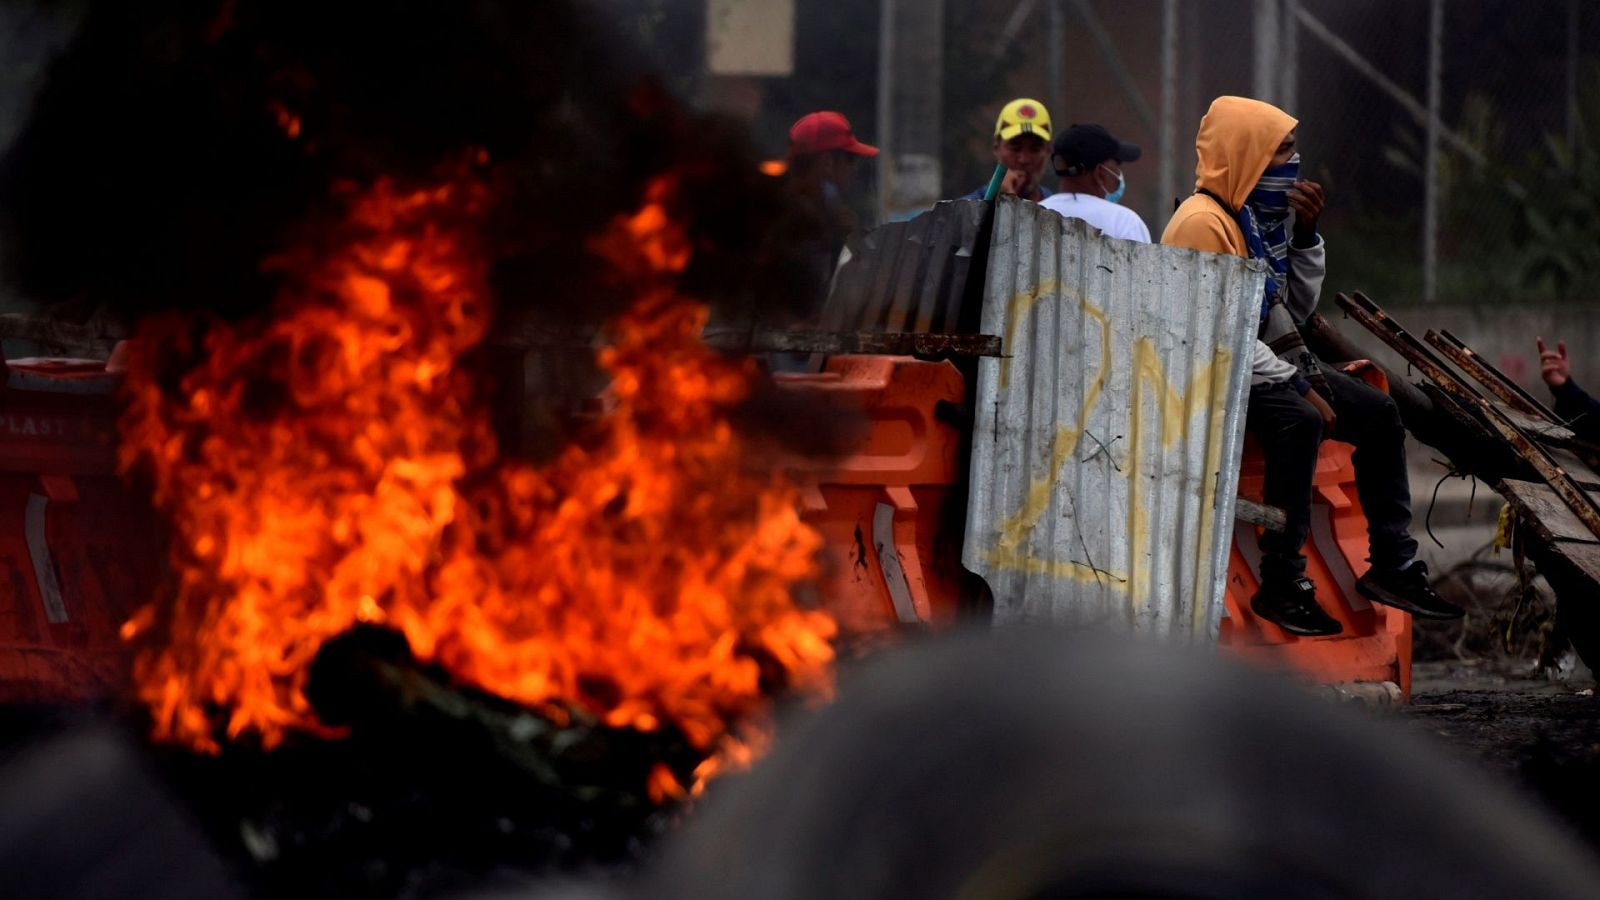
left=1387, top=543, right=1600, bottom=851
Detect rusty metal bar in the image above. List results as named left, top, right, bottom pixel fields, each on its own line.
left=1337, top=292, right=1600, bottom=536
left=1335, top=293, right=1475, bottom=406
left=0, top=314, right=121, bottom=352
left=1420, top=381, right=1507, bottom=451
left=1476, top=401, right=1600, bottom=539
left=1425, top=328, right=1560, bottom=424
left=0, top=312, right=1003, bottom=361
left=500, top=328, right=1003, bottom=357
left=701, top=330, right=1003, bottom=357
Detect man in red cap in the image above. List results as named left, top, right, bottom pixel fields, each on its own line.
left=789, top=111, right=880, bottom=160
left=779, top=111, right=879, bottom=305
left=785, top=110, right=879, bottom=230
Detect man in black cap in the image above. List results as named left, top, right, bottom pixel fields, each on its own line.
left=1040, top=123, right=1151, bottom=242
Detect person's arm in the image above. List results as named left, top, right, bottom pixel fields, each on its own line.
left=1285, top=180, right=1326, bottom=323
left=1539, top=337, right=1600, bottom=433
left=1285, top=237, right=1324, bottom=324
left=1000, top=168, right=1042, bottom=202
left=1251, top=341, right=1334, bottom=431
left=1552, top=378, right=1600, bottom=424
left=1251, top=340, right=1297, bottom=385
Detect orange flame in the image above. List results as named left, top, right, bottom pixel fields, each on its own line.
left=119, top=171, right=835, bottom=788
left=270, top=101, right=303, bottom=140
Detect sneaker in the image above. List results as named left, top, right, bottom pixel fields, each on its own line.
left=1251, top=576, right=1344, bottom=637
left=1356, top=561, right=1464, bottom=620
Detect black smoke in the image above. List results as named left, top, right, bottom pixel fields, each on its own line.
left=0, top=0, right=814, bottom=331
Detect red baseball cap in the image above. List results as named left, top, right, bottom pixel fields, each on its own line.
left=788, top=111, right=879, bottom=158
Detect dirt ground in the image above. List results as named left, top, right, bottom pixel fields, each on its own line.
left=1397, top=535, right=1600, bottom=850
left=1391, top=658, right=1600, bottom=852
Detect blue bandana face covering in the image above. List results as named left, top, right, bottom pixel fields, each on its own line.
left=1239, top=152, right=1300, bottom=317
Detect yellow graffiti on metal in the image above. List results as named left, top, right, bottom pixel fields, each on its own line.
left=1125, top=337, right=1233, bottom=610
left=1191, top=362, right=1234, bottom=633
left=989, top=280, right=1116, bottom=585
left=998, top=277, right=1100, bottom=389
left=988, top=281, right=1235, bottom=597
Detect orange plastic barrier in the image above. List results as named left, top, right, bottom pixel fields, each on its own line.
left=773, top=356, right=970, bottom=632
left=0, top=358, right=160, bottom=703
left=1219, top=366, right=1412, bottom=697
left=779, top=354, right=1410, bottom=693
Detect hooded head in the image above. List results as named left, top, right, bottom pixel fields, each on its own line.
left=1194, top=96, right=1297, bottom=211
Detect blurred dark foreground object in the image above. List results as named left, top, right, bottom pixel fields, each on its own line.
left=615, top=629, right=1600, bottom=900
left=0, top=726, right=240, bottom=900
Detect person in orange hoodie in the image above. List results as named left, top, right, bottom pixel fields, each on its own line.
left=1163, top=96, right=1462, bottom=636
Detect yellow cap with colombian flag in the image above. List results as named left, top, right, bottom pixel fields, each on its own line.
left=995, top=98, right=1052, bottom=142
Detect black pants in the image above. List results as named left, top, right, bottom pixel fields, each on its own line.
left=1245, top=369, right=1418, bottom=582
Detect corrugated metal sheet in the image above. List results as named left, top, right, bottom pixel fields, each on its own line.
left=963, top=197, right=1263, bottom=639
left=818, top=199, right=987, bottom=335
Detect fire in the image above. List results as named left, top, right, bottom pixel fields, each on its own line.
left=270, top=101, right=303, bottom=140
left=119, top=170, right=836, bottom=792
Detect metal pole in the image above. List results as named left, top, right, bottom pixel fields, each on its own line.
left=1280, top=0, right=1299, bottom=113
left=1068, top=0, right=1158, bottom=132
left=1423, top=0, right=1442, bottom=303
left=877, top=0, right=894, bottom=225
left=1295, top=6, right=1524, bottom=197
left=1048, top=0, right=1064, bottom=126
left=1160, top=0, right=1179, bottom=217
left=990, top=0, right=1042, bottom=62
left=1568, top=0, right=1581, bottom=154
left=1252, top=0, right=1280, bottom=104
left=1181, top=0, right=1200, bottom=146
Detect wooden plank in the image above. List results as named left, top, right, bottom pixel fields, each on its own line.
left=1420, top=375, right=1600, bottom=488
left=1478, top=402, right=1600, bottom=538
left=1426, top=328, right=1560, bottom=424
left=1501, top=406, right=1579, bottom=445
left=1424, top=331, right=1600, bottom=454
left=1338, top=293, right=1600, bottom=538
left=1539, top=539, right=1600, bottom=590
left=1234, top=497, right=1287, bottom=533
left=1550, top=446, right=1600, bottom=490
left=1500, top=479, right=1600, bottom=544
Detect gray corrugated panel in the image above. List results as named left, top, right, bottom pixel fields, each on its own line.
left=820, top=199, right=986, bottom=335
left=963, top=197, right=1264, bottom=639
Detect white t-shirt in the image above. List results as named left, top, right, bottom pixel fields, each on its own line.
left=1038, top=192, right=1152, bottom=243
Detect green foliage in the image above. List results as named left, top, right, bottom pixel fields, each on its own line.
left=1370, top=65, right=1600, bottom=304
left=1373, top=93, right=1533, bottom=304
left=1514, top=69, right=1600, bottom=297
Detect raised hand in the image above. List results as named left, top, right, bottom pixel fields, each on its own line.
left=1001, top=167, right=1038, bottom=200
left=1537, top=336, right=1571, bottom=388
left=1289, top=180, right=1325, bottom=245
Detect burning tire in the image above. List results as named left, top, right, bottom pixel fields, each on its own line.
left=631, top=629, right=1600, bottom=900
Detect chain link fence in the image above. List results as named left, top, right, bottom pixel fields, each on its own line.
left=949, top=0, right=1596, bottom=306
left=2, top=1, right=1595, bottom=313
